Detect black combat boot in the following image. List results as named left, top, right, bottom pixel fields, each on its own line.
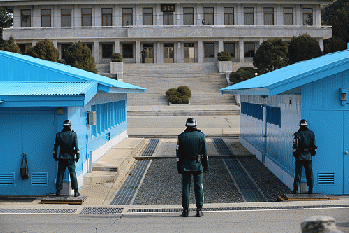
left=308, top=186, right=313, bottom=194
left=196, top=207, right=204, bottom=217
left=292, top=185, right=298, bottom=194
left=74, top=189, right=80, bottom=197
left=56, top=189, right=61, bottom=197
left=181, top=208, right=189, bottom=217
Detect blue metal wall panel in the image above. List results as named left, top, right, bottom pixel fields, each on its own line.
left=240, top=94, right=301, bottom=176
left=0, top=110, right=57, bottom=195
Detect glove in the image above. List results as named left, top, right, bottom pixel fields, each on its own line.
left=54, top=158, right=59, bottom=161
left=75, top=158, right=79, bottom=163
left=203, top=167, right=208, bottom=173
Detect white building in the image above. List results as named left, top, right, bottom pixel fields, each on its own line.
left=1, top=0, right=332, bottom=67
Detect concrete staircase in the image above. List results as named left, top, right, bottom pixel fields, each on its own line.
left=122, top=63, right=234, bottom=106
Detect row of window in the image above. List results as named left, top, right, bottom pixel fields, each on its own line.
left=91, top=100, right=126, bottom=137
left=20, top=6, right=313, bottom=27
left=56, top=41, right=255, bottom=60
left=241, top=102, right=281, bottom=127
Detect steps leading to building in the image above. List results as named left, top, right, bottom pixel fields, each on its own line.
left=122, top=62, right=234, bottom=106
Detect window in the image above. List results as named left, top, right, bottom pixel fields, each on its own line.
left=224, top=7, right=234, bottom=25
left=122, top=44, right=133, bottom=58
left=163, top=12, right=173, bottom=25
left=302, top=8, right=313, bottom=25
left=41, top=9, right=51, bottom=27
left=81, top=8, right=92, bottom=26
left=244, top=7, right=254, bottom=25
left=83, top=43, right=93, bottom=53
left=122, top=8, right=133, bottom=26
left=244, top=42, right=255, bottom=57
left=224, top=43, right=235, bottom=58
left=102, top=44, right=113, bottom=58
left=143, top=8, right=153, bottom=25
left=204, top=43, right=215, bottom=58
left=284, top=7, right=293, bottom=25
left=102, top=8, right=112, bottom=26
left=183, top=7, right=194, bottom=25
left=203, top=7, right=214, bottom=25
left=21, top=9, right=31, bottom=27
left=263, top=7, right=274, bottom=25
left=61, top=9, right=71, bottom=27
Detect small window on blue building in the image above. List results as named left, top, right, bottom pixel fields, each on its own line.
left=241, top=102, right=263, bottom=121
left=266, top=106, right=281, bottom=127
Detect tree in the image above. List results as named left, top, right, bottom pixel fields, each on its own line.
left=323, top=37, right=347, bottom=55
left=64, top=42, right=97, bottom=73
left=253, top=39, right=288, bottom=75
left=26, top=39, right=59, bottom=62
left=332, top=9, right=349, bottom=44
left=229, top=67, right=257, bottom=84
left=0, top=36, right=21, bottom=54
left=0, top=7, right=13, bottom=46
left=288, top=34, right=322, bottom=65
left=322, top=0, right=349, bottom=26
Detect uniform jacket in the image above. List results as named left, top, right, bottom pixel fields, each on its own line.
left=176, top=128, right=208, bottom=173
left=53, top=129, right=80, bottom=160
left=293, top=128, right=316, bottom=161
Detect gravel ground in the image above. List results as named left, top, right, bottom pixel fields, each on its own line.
left=133, top=158, right=244, bottom=205
left=238, top=157, right=291, bottom=201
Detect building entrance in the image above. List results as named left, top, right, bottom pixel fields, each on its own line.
left=142, top=44, right=154, bottom=63
left=184, top=43, right=195, bottom=63
left=164, top=43, right=174, bottom=63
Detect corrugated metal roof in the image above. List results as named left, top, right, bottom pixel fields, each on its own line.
left=221, top=48, right=349, bottom=96
left=0, top=82, right=97, bottom=96
left=0, top=50, right=145, bottom=92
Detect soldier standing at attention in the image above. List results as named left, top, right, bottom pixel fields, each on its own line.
left=53, top=120, right=80, bottom=197
left=293, top=119, right=317, bottom=194
left=176, top=118, right=208, bottom=217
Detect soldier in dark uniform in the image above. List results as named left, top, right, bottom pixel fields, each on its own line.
left=293, top=119, right=317, bottom=194
left=53, top=120, right=80, bottom=197
left=176, top=118, right=208, bottom=217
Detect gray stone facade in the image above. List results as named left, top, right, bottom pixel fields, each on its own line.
left=1, top=0, right=332, bottom=66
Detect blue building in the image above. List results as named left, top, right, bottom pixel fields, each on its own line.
left=222, top=46, right=349, bottom=195
left=0, top=51, right=145, bottom=195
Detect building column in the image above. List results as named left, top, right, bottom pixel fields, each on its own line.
left=73, top=5, right=80, bottom=27
left=53, top=5, right=60, bottom=28
left=93, top=41, right=100, bottom=64
left=218, top=40, right=224, bottom=53
left=256, top=5, right=263, bottom=25
left=95, top=5, right=101, bottom=27
left=176, top=42, right=182, bottom=63
left=135, top=40, right=141, bottom=63
left=319, top=38, right=324, bottom=51
left=13, top=8, right=21, bottom=28
left=115, top=40, right=121, bottom=53
left=295, top=5, right=301, bottom=26
left=156, top=42, right=162, bottom=63
left=52, top=40, right=58, bottom=49
left=155, top=4, right=161, bottom=26
left=239, top=39, right=244, bottom=62
left=276, top=5, right=283, bottom=26
left=198, top=40, right=204, bottom=63
left=175, top=3, right=181, bottom=26
left=315, top=5, right=321, bottom=26
left=237, top=4, right=243, bottom=25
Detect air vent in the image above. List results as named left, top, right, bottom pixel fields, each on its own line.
left=0, top=173, right=15, bottom=185
left=318, top=173, right=335, bottom=185
left=31, top=172, right=48, bottom=186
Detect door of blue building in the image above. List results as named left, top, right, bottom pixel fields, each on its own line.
left=0, top=110, right=56, bottom=195
left=310, top=110, right=349, bottom=195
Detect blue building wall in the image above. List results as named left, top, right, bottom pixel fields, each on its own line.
left=240, top=94, right=301, bottom=188
left=301, top=69, right=349, bottom=195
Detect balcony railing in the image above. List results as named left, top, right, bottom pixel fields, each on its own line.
left=3, top=25, right=332, bottom=40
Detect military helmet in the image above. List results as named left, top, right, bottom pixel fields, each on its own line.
left=299, top=119, right=308, bottom=126
left=185, top=118, right=197, bottom=127
left=63, top=120, right=71, bottom=127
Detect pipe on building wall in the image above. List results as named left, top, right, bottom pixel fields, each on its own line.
left=262, top=95, right=268, bottom=164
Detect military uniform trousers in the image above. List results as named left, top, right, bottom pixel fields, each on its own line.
left=182, top=171, right=204, bottom=208
left=56, top=159, right=78, bottom=190
left=293, top=160, right=314, bottom=187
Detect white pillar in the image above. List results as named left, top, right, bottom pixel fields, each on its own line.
left=33, top=6, right=40, bottom=27
left=236, top=4, right=243, bottom=25
left=198, top=40, right=204, bottom=63
left=13, top=8, right=21, bottom=28
left=239, top=39, right=244, bottom=62
left=53, top=5, right=60, bottom=28
left=295, top=5, right=301, bottom=26
left=218, top=40, right=224, bottom=53
left=256, top=5, right=262, bottom=25
left=95, top=5, right=101, bottom=27
left=276, top=5, right=283, bottom=26
left=135, top=40, right=141, bottom=63
left=176, top=42, right=181, bottom=63
left=175, top=3, right=181, bottom=26
left=73, top=5, right=80, bottom=27
left=115, top=40, right=121, bottom=53
left=94, top=41, right=100, bottom=64
left=319, top=38, right=324, bottom=51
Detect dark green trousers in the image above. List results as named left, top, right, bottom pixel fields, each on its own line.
left=182, top=172, right=203, bottom=208
left=293, top=160, right=314, bottom=187
left=56, top=159, right=78, bottom=190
